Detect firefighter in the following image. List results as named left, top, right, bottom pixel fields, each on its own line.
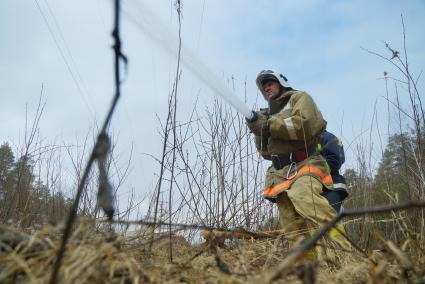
left=319, top=130, right=348, bottom=213
left=246, top=69, right=350, bottom=256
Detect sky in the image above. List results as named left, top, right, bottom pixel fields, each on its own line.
left=1, top=0, right=424, bottom=212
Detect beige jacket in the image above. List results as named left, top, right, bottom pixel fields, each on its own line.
left=247, top=90, right=332, bottom=199
left=248, top=90, right=326, bottom=157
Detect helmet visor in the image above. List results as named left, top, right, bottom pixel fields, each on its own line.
left=259, top=75, right=279, bottom=86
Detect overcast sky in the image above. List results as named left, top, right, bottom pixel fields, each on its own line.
left=1, top=0, right=424, bottom=212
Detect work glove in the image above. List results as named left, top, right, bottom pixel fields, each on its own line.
left=246, top=111, right=270, bottom=137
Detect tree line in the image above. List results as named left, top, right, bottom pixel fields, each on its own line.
left=0, top=142, right=72, bottom=228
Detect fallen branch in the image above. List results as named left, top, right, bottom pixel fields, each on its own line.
left=202, top=229, right=285, bottom=241
left=101, top=218, right=265, bottom=235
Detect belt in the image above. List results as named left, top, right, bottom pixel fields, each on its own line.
left=271, top=145, right=317, bottom=170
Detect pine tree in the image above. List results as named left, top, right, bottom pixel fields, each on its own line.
left=0, top=142, right=15, bottom=202
left=374, top=133, right=415, bottom=202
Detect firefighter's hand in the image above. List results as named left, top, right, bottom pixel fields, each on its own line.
left=246, top=111, right=269, bottom=137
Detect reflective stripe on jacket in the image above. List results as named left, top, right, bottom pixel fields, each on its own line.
left=247, top=90, right=327, bottom=156
left=246, top=90, right=330, bottom=201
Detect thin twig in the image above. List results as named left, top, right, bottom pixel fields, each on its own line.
left=49, top=1, right=127, bottom=283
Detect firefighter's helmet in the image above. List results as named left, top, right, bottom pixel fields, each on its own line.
left=256, top=69, right=291, bottom=97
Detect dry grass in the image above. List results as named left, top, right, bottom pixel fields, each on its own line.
left=1, top=220, right=424, bottom=284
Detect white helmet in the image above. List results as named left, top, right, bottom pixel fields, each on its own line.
left=256, top=69, right=291, bottom=97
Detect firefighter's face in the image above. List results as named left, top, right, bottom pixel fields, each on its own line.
left=262, top=81, right=281, bottom=100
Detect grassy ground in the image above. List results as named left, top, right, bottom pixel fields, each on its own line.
left=0, top=221, right=424, bottom=284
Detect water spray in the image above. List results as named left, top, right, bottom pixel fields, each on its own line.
left=125, top=2, right=255, bottom=120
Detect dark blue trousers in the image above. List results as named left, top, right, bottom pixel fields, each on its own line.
left=321, top=189, right=347, bottom=213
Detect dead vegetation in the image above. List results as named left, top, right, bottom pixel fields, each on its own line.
left=0, top=219, right=424, bottom=284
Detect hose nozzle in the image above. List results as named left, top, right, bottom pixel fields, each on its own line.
left=245, top=111, right=258, bottom=123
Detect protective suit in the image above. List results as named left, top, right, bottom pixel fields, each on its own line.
left=246, top=70, right=350, bottom=256
left=319, top=131, right=349, bottom=212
